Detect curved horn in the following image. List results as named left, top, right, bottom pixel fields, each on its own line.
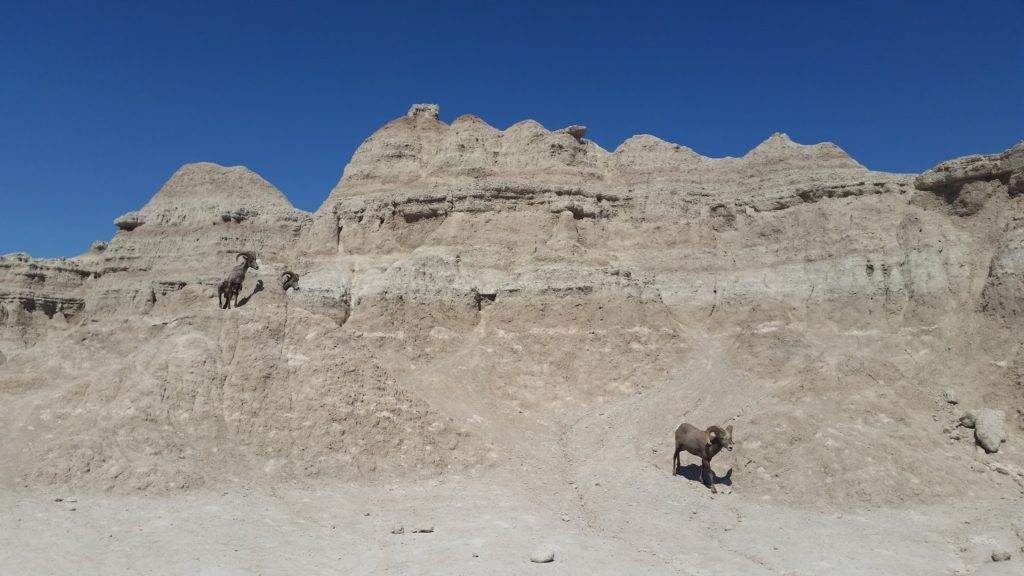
left=281, top=271, right=293, bottom=280
left=707, top=425, right=725, bottom=439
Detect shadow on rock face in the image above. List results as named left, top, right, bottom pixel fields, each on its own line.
left=674, top=464, right=733, bottom=488
left=236, top=280, right=265, bottom=308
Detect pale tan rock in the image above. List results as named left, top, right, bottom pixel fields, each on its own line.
left=530, top=546, right=555, bottom=563
left=915, top=140, right=1024, bottom=192
left=0, top=106, right=1021, bottom=519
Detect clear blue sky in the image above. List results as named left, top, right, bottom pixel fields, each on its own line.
left=2, top=1, right=1022, bottom=257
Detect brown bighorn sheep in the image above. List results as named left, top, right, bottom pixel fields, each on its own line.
left=280, top=271, right=299, bottom=292
left=673, top=422, right=734, bottom=493
left=217, top=251, right=259, bottom=309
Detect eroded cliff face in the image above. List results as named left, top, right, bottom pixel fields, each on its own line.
left=1, top=105, right=1021, bottom=507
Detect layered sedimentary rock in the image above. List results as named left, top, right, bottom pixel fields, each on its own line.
left=1, top=105, right=1021, bottom=507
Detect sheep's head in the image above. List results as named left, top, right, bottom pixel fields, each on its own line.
left=236, top=251, right=259, bottom=270
left=281, top=271, right=299, bottom=291
left=709, top=425, right=734, bottom=451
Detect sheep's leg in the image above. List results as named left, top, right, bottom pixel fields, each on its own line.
left=702, top=458, right=717, bottom=493
left=672, top=446, right=680, bottom=475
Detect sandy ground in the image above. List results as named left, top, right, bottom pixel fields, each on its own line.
left=3, top=469, right=1022, bottom=575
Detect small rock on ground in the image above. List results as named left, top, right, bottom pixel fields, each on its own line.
left=390, top=524, right=404, bottom=535
left=991, top=549, right=1011, bottom=562
left=412, top=525, right=434, bottom=534
left=530, top=547, right=555, bottom=563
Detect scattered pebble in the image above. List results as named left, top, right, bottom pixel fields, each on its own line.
left=530, top=546, right=555, bottom=563
left=561, top=515, right=571, bottom=522
left=991, top=549, right=1011, bottom=562
left=390, top=524, right=404, bottom=535
left=944, top=389, right=959, bottom=405
left=412, top=525, right=434, bottom=534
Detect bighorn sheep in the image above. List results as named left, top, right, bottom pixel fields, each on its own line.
left=280, top=271, right=299, bottom=292
left=217, top=251, right=259, bottom=309
left=673, top=422, right=734, bottom=493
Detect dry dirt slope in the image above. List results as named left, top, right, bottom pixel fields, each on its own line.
left=1, top=105, right=1023, bottom=573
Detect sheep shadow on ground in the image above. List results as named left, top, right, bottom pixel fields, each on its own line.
left=236, top=280, right=265, bottom=308
left=674, top=464, right=733, bottom=488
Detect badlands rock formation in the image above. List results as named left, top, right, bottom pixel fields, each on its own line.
left=1, top=105, right=1022, bottom=522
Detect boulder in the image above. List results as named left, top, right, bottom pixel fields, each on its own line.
left=960, top=409, right=1008, bottom=453
left=407, top=103, right=440, bottom=120
left=557, top=125, right=588, bottom=142
left=114, top=211, right=143, bottom=231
